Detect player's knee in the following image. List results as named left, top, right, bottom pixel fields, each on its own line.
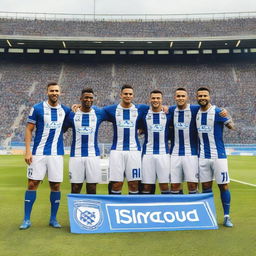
left=27, top=179, right=40, bottom=190
left=128, top=181, right=138, bottom=192
left=86, top=183, right=96, bottom=194
left=50, top=182, right=60, bottom=192
left=112, top=182, right=123, bottom=191
left=218, top=183, right=229, bottom=191
left=171, top=183, right=181, bottom=191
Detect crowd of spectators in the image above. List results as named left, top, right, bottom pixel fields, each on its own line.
left=0, top=60, right=255, bottom=146
left=0, top=17, right=256, bottom=37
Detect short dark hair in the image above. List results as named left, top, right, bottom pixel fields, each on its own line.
left=121, top=84, right=133, bottom=92
left=47, top=82, right=59, bottom=88
left=197, top=87, right=211, bottom=94
left=81, top=88, right=94, bottom=96
left=150, top=89, right=163, bottom=95
left=175, top=87, right=187, bottom=92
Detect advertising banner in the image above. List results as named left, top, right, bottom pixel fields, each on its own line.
left=67, top=193, right=218, bottom=233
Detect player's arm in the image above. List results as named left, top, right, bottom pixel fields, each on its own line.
left=24, top=123, right=35, bottom=165
left=225, top=119, right=236, bottom=130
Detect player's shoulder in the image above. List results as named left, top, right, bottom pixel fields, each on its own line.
left=190, top=104, right=200, bottom=111
left=135, top=104, right=149, bottom=112
left=103, top=104, right=118, bottom=111
left=168, top=105, right=176, bottom=113
left=214, top=106, right=222, bottom=113
left=32, top=101, right=44, bottom=109
left=60, top=104, right=71, bottom=113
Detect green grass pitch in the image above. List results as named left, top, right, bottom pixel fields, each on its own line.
left=0, top=155, right=255, bottom=256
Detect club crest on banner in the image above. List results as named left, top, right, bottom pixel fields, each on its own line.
left=73, top=200, right=103, bottom=230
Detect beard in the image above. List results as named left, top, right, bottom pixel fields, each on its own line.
left=198, top=99, right=209, bottom=107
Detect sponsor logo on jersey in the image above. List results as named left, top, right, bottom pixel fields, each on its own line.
left=77, top=127, right=95, bottom=135
left=175, top=122, right=189, bottom=130
left=73, top=200, right=103, bottom=230
left=45, top=121, right=62, bottom=129
left=149, top=124, right=164, bottom=132
left=198, top=125, right=212, bottom=133
left=117, top=120, right=135, bottom=128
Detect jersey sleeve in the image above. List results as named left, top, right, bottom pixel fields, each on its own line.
left=27, top=106, right=37, bottom=124
left=63, top=112, right=73, bottom=132
left=93, top=105, right=108, bottom=122
left=215, top=107, right=231, bottom=124
left=102, top=105, right=116, bottom=122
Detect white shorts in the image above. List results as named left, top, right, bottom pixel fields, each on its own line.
left=199, top=158, right=230, bottom=184
left=170, top=155, right=199, bottom=183
left=27, top=155, right=63, bottom=182
left=142, top=154, right=170, bottom=184
left=69, top=156, right=101, bottom=183
left=109, top=150, right=141, bottom=182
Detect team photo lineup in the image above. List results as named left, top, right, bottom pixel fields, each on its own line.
left=19, top=81, right=235, bottom=230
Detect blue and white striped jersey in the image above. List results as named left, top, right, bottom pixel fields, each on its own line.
left=169, top=104, right=199, bottom=156
left=104, top=103, right=149, bottom=151
left=141, top=109, right=171, bottom=155
left=64, top=107, right=107, bottom=157
left=27, top=101, right=71, bottom=156
left=196, top=105, right=230, bottom=159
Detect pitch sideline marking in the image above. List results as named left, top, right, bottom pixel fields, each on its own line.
left=230, top=179, right=256, bottom=187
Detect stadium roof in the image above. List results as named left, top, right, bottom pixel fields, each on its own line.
left=0, top=35, right=256, bottom=50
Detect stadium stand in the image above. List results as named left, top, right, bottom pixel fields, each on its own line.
left=0, top=60, right=255, bottom=147
left=1, top=17, right=256, bottom=37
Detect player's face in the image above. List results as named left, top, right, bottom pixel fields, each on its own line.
left=150, top=93, right=163, bottom=111
left=197, top=90, right=211, bottom=107
left=174, top=90, right=188, bottom=108
left=47, top=85, right=60, bottom=106
left=80, top=92, right=94, bottom=109
left=120, top=88, right=134, bottom=105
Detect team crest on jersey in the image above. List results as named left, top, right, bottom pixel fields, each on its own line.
left=161, top=113, right=166, bottom=119
left=198, top=125, right=212, bottom=133
left=131, top=109, right=138, bottom=117
left=175, top=122, right=189, bottom=130
left=146, top=114, right=152, bottom=120
left=73, top=200, right=103, bottom=230
left=75, top=115, right=81, bottom=122
left=45, top=121, right=62, bottom=129
left=77, top=127, right=95, bottom=135
left=149, top=124, right=164, bottom=132
left=118, top=120, right=135, bottom=128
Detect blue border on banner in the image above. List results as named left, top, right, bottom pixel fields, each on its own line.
left=67, top=193, right=218, bottom=233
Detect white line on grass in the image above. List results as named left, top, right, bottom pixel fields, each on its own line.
left=231, top=179, right=256, bottom=187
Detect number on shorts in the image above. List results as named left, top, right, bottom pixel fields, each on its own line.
left=132, top=168, right=141, bottom=178
left=28, top=167, right=33, bottom=177
left=221, top=172, right=228, bottom=183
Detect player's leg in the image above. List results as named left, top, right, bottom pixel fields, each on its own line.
left=71, top=183, right=83, bottom=193
left=156, top=155, right=170, bottom=194
left=20, top=156, right=46, bottom=230
left=183, top=156, right=199, bottom=194
left=48, top=156, right=63, bottom=228
left=86, top=183, right=97, bottom=194
left=126, top=151, right=142, bottom=195
left=109, top=151, right=125, bottom=195
left=170, top=156, right=183, bottom=194
left=214, top=159, right=233, bottom=227
left=141, top=155, right=156, bottom=194
left=85, top=156, right=101, bottom=194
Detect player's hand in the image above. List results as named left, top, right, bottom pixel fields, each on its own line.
left=220, top=108, right=228, bottom=117
left=24, top=152, right=32, bottom=165
left=71, top=104, right=81, bottom=112
left=162, top=105, right=169, bottom=114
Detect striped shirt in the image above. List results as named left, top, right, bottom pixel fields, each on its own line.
left=28, top=101, right=70, bottom=156
left=196, top=105, right=230, bottom=159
